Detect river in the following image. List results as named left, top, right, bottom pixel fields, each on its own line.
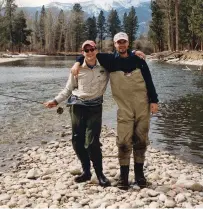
left=0, top=56, right=203, bottom=170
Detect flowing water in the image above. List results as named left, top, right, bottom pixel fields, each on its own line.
left=0, top=56, right=203, bottom=170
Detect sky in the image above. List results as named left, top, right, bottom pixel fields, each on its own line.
left=15, top=0, right=93, bottom=7
left=15, top=0, right=149, bottom=7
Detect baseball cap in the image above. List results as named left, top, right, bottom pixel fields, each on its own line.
left=82, top=40, right=96, bottom=50
left=114, top=32, right=129, bottom=42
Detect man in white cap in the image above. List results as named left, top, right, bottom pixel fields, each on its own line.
left=108, top=32, right=158, bottom=190
left=44, top=40, right=111, bottom=187
left=71, top=32, right=158, bottom=190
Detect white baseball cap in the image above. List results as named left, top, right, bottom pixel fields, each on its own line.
left=114, top=32, right=129, bottom=42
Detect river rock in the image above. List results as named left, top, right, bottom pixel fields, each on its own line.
left=119, top=203, right=132, bottom=208
left=134, top=199, right=145, bottom=207
left=175, top=193, right=186, bottom=203
left=0, top=194, right=11, bottom=201
left=52, top=193, right=61, bottom=201
left=164, top=199, right=176, bottom=208
left=155, top=185, right=170, bottom=193
left=80, top=198, right=90, bottom=206
left=26, top=168, right=40, bottom=179
left=190, top=183, right=203, bottom=192
left=159, top=194, right=167, bottom=202
left=89, top=199, right=103, bottom=208
left=69, top=167, right=81, bottom=175
left=149, top=201, right=160, bottom=208
left=195, top=204, right=203, bottom=208
left=147, top=189, right=159, bottom=197
left=147, top=172, right=160, bottom=181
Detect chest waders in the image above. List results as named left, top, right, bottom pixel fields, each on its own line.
left=110, top=69, right=150, bottom=189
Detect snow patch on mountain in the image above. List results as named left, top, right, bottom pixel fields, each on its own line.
left=46, top=0, right=150, bottom=15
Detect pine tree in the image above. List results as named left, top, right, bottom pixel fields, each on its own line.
left=149, top=1, right=165, bottom=51
left=13, top=10, right=31, bottom=52
left=179, top=0, right=193, bottom=49
left=107, top=9, right=121, bottom=42
left=123, top=6, right=138, bottom=49
left=97, top=10, right=106, bottom=51
left=4, top=0, right=17, bottom=51
left=85, top=16, right=97, bottom=41
left=123, top=12, right=128, bottom=32
left=192, top=0, right=203, bottom=50
left=71, top=3, right=85, bottom=52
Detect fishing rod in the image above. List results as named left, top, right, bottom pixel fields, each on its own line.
left=0, top=93, right=64, bottom=114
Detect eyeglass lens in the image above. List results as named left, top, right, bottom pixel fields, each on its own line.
left=84, top=48, right=95, bottom=53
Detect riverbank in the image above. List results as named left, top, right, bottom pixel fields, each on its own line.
left=148, top=51, right=203, bottom=68
left=0, top=57, right=27, bottom=63
left=0, top=52, right=81, bottom=64
left=0, top=126, right=203, bottom=208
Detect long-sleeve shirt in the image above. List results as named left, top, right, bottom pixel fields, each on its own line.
left=54, top=59, right=109, bottom=105
left=76, top=50, right=158, bottom=103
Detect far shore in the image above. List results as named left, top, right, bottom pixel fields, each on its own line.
left=1, top=51, right=203, bottom=68
left=0, top=57, right=27, bottom=64
left=148, top=50, right=203, bottom=68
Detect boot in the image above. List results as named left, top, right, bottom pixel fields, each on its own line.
left=74, top=171, right=92, bottom=183
left=74, top=158, right=91, bottom=183
left=95, top=170, right=111, bottom=187
left=134, top=163, right=147, bottom=188
left=117, top=165, right=129, bottom=190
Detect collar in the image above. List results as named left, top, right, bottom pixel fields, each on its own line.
left=114, top=49, right=133, bottom=58
left=82, top=58, right=101, bottom=68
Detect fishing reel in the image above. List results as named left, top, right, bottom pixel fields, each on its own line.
left=57, top=107, right=64, bottom=114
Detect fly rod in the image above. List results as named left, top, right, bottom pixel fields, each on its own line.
left=0, top=93, right=64, bottom=114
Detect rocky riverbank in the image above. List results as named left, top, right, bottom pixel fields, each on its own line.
left=0, top=126, right=203, bottom=208
left=148, top=51, right=203, bottom=68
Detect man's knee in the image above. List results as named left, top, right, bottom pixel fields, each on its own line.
left=133, top=139, right=149, bottom=150
left=117, top=137, right=132, bottom=153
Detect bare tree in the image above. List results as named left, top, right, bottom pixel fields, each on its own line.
left=0, top=0, right=5, bottom=11
left=175, top=0, right=179, bottom=51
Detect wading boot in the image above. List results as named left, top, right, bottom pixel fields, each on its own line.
left=96, top=172, right=111, bottom=187
left=95, top=171, right=111, bottom=187
left=134, top=163, right=147, bottom=188
left=117, top=165, right=129, bottom=190
left=74, top=171, right=92, bottom=183
left=94, top=164, right=111, bottom=187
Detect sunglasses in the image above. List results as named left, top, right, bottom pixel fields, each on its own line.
left=83, top=48, right=96, bottom=53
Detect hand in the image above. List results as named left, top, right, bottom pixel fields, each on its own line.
left=44, top=100, right=57, bottom=108
left=135, top=50, right=146, bottom=60
left=71, top=62, right=80, bottom=77
left=150, top=103, right=158, bottom=114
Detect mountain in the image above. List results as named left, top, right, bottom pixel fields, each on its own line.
left=19, top=0, right=151, bottom=34
left=46, top=0, right=150, bottom=16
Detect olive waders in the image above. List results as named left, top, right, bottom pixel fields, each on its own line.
left=110, top=69, right=150, bottom=189
left=70, top=105, right=110, bottom=187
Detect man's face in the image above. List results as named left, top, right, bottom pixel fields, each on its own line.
left=82, top=45, right=97, bottom=62
left=114, top=39, right=129, bottom=54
